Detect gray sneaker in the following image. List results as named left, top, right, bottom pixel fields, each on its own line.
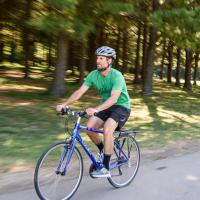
left=91, top=167, right=111, bottom=178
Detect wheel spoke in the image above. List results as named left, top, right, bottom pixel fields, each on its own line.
left=34, top=142, right=83, bottom=200
left=108, top=135, right=140, bottom=188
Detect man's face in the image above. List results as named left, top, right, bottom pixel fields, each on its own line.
left=96, top=56, right=112, bottom=71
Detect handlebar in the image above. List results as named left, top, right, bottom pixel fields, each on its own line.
left=59, top=107, right=87, bottom=118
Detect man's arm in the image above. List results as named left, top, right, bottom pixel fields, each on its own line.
left=57, top=85, right=89, bottom=111
left=86, top=90, right=121, bottom=115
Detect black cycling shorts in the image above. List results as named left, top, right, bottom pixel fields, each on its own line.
left=95, top=105, right=130, bottom=131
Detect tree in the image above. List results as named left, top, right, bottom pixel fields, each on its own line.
left=51, top=33, right=69, bottom=97
left=193, top=52, right=199, bottom=86
left=121, top=26, right=128, bottom=74
left=167, top=41, right=174, bottom=83
left=141, top=21, right=148, bottom=81
left=0, top=27, right=4, bottom=62
left=183, top=48, right=193, bottom=91
left=31, top=0, right=80, bottom=96
left=160, top=39, right=166, bottom=80
left=142, top=25, right=157, bottom=95
left=22, top=0, right=34, bottom=79
left=175, top=48, right=181, bottom=86
left=0, top=0, right=25, bottom=64
left=142, top=0, right=159, bottom=96
left=134, top=21, right=142, bottom=83
left=151, top=3, right=200, bottom=90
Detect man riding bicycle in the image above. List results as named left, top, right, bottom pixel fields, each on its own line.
left=57, top=46, right=131, bottom=178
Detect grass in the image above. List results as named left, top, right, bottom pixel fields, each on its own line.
left=0, top=69, right=200, bottom=171
left=130, top=82, right=200, bottom=146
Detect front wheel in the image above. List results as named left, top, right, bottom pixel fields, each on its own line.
left=108, top=135, right=140, bottom=188
left=34, top=142, right=83, bottom=200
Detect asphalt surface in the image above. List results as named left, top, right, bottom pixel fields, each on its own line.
left=0, top=151, right=200, bottom=200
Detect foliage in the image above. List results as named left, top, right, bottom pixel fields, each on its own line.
left=0, top=0, right=200, bottom=95
left=30, top=0, right=134, bottom=39
left=151, top=5, right=200, bottom=49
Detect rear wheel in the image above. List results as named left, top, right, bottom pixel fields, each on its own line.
left=108, top=135, right=140, bottom=188
left=34, top=142, right=83, bottom=200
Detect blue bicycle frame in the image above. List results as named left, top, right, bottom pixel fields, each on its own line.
left=56, top=116, right=128, bottom=175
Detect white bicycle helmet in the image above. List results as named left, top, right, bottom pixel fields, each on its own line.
left=95, top=46, right=116, bottom=59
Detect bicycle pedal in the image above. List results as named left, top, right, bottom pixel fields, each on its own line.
left=61, top=171, right=66, bottom=176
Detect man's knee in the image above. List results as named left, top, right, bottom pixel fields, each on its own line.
left=87, top=117, right=103, bottom=129
left=86, top=121, right=95, bottom=135
left=86, top=119, right=101, bottom=137
left=104, top=118, right=118, bottom=134
left=86, top=121, right=95, bottom=129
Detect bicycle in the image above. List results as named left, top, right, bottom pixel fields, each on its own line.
left=34, top=107, right=140, bottom=200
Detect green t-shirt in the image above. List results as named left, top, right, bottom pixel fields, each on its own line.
left=83, top=68, right=130, bottom=109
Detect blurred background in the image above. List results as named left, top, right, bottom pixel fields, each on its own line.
left=0, top=0, right=200, bottom=176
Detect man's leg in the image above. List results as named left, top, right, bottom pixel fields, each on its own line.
left=103, top=118, right=118, bottom=170
left=86, top=116, right=104, bottom=146
left=91, top=117, right=118, bottom=178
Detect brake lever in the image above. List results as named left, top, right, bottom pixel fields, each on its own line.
left=79, top=111, right=87, bottom=118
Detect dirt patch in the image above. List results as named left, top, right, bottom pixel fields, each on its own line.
left=141, top=138, right=200, bottom=163
left=1, top=139, right=200, bottom=194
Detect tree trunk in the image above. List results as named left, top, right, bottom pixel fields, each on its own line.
left=175, top=48, right=181, bottom=86
left=141, top=21, right=148, bottom=80
left=183, top=49, right=192, bottom=91
left=79, top=42, right=87, bottom=84
left=68, top=40, right=76, bottom=75
left=193, top=52, right=199, bottom=86
left=87, top=32, right=96, bottom=71
left=97, top=24, right=105, bottom=45
left=47, top=39, right=54, bottom=70
left=134, top=22, right=142, bottom=83
left=160, top=40, right=166, bottom=80
left=167, top=41, right=174, bottom=83
left=0, top=42, right=4, bottom=62
left=22, top=32, right=31, bottom=78
left=121, top=28, right=128, bottom=74
left=142, top=0, right=159, bottom=96
left=0, top=27, right=4, bottom=62
left=51, top=33, right=69, bottom=97
left=115, top=26, right=121, bottom=69
left=10, top=41, right=17, bottom=62
left=22, top=0, right=33, bottom=79
left=142, top=25, right=157, bottom=96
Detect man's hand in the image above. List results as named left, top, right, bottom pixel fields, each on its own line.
left=86, top=108, right=99, bottom=116
left=56, top=104, right=68, bottom=112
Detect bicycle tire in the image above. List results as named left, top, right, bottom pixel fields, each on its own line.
left=34, top=142, right=83, bottom=200
left=107, top=134, right=140, bottom=188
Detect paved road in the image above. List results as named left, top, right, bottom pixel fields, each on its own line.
left=1, top=151, right=200, bottom=200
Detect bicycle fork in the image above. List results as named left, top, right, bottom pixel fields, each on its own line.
left=56, top=140, right=75, bottom=176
